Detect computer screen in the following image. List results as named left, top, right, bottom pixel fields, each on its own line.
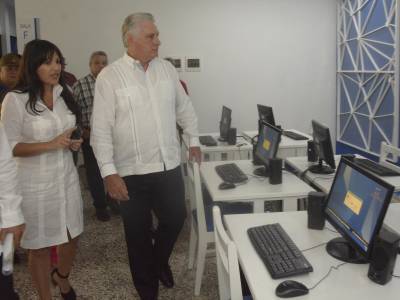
left=254, top=121, right=282, bottom=177
left=257, top=104, right=276, bottom=126
left=324, top=158, right=394, bottom=263
left=219, top=106, right=232, bottom=142
left=310, top=120, right=336, bottom=174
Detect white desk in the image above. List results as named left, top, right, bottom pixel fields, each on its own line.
left=224, top=204, right=400, bottom=300
left=182, top=132, right=252, bottom=161
left=200, top=160, right=315, bottom=212
left=285, top=155, right=400, bottom=193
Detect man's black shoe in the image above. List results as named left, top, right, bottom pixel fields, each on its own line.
left=96, top=208, right=110, bottom=222
left=159, top=265, right=174, bottom=288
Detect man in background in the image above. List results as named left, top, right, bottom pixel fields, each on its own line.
left=73, top=51, right=114, bottom=221
left=0, top=54, right=21, bottom=107
left=91, top=13, right=201, bottom=300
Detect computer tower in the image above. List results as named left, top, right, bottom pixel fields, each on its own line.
left=368, top=225, right=400, bottom=285
left=307, top=191, right=326, bottom=230
left=227, top=128, right=237, bottom=145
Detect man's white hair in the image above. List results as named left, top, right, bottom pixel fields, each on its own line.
left=121, top=12, right=155, bottom=48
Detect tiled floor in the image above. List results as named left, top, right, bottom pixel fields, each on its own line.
left=13, top=169, right=219, bottom=299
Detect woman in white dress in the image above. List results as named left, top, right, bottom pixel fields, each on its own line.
left=1, top=40, right=83, bottom=300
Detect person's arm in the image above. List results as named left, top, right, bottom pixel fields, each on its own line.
left=90, top=73, right=129, bottom=201
left=12, top=128, right=75, bottom=157
left=0, top=123, right=25, bottom=247
left=1, top=92, right=75, bottom=157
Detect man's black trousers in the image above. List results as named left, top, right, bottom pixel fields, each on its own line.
left=120, top=166, right=186, bottom=300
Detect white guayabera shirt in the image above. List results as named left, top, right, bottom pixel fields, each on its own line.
left=1, top=86, right=83, bottom=249
left=91, top=54, right=199, bottom=178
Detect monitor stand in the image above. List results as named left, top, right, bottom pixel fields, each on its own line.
left=309, top=159, right=334, bottom=174
left=218, top=137, right=227, bottom=142
left=253, top=165, right=270, bottom=177
left=326, top=237, right=368, bottom=264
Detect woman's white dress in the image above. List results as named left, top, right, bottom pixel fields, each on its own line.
left=1, top=85, right=83, bottom=249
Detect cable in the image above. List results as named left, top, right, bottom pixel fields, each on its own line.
left=300, top=242, right=327, bottom=252
left=308, top=262, right=347, bottom=290
left=325, top=227, right=338, bottom=234
left=246, top=173, right=267, bottom=182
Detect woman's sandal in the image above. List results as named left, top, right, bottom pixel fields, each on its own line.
left=51, top=268, right=77, bottom=300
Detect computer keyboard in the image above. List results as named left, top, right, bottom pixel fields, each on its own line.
left=247, top=223, right=313, bottom=279
left=215, top=163, right=248, bottom=183
left=199, top=135, right=217, bottom=146
left=283, top=130, right=309, bottom=140
left=354, top=158, right=400, bottom=176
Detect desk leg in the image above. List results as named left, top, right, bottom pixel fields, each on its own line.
left=253, top=201, right=264, bottom=213
left=282, top=198, right=297, bottom=211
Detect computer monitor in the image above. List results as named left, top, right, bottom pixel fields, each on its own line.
left=257, top=104, right=276, bottom=126
left=253, top=121, right=282, bottom=177
left=324, top=157, right=394, bottom=263
left=309, top=120, right=336, bottom=174
left=218, top=105, right=232, bottom=142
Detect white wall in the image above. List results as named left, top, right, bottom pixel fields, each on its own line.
left=15, top=0, right=337, bottom=135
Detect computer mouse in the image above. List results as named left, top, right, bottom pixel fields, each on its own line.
left=218, top=182, right=236, bottom=190
left=275, top=280, right=309, bottom=298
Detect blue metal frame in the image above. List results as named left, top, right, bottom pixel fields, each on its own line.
left=337, top=0, right=398, bottom=157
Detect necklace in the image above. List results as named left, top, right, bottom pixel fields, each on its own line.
left=44, top=100, right=53, bottom=110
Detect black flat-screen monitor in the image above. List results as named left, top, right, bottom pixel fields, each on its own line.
left=324, top=157, right=394, bottom=263
left=253, top=121, right=282, bottom=177
left=310, top=120, right=336, bottom=174
left=257, top=104, right=276, bottom=126
left=218, top=106, right=232, bottom=142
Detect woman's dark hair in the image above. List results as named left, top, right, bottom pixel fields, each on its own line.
left=15, top=39, right=81, bottom=124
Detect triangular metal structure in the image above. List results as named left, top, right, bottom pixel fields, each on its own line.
left=337, top=0, right=399, bottom=156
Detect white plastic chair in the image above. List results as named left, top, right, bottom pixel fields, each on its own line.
left=187, top=161, right=215, bottom=295
left=379, top=142, right=400, bottom=172
left=213, top=206, right=250, bottom=300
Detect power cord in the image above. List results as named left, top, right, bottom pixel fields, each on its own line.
left=246, top=173, right=267, bottom=182
left=325, top=227, right=338, bottom=234
left=300, top=242, right=327, bottom=252
left=308, top=262, right=347, bottom=290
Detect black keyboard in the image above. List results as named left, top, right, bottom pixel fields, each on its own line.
left=199, top=135, right=217, bottom=146
left=354, top=158, right=400, bottom=176
left=247, top=223, right=313, bottom=279
left=215, top=163, right=248, bottom=183
left=283, top=130, right=309, bottom=140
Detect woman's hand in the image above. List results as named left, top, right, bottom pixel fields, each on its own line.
left=49, top=128, right=75, bottom=150
left=0, top=224, right=25, bottom=248
left=70, top=138, right=83, bottom=152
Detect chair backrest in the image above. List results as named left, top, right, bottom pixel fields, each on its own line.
left=213, top=206, right=243, bottom=300
left=187, top=161, right=208, bottom=234
left=379, top=142, right=400, bottom=172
